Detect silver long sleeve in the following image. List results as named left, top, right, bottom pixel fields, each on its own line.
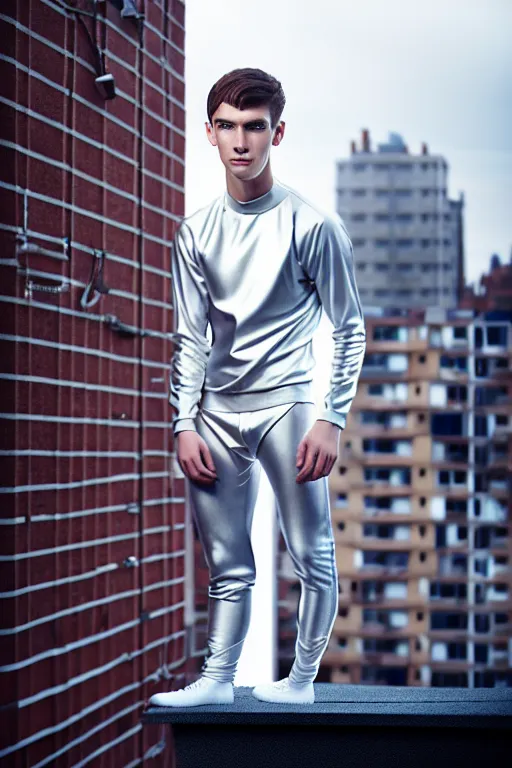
left=169, top=222, right=211, bottom=434
left=298, top=214, right=366, bottom=430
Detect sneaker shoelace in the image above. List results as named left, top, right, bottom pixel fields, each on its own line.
left=182, top=678, right=207, bottom=692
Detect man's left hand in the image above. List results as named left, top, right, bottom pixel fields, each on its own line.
left=295, top=419, right=341, bottom=483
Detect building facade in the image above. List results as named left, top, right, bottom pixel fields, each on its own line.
left=0, top=1, right=189, bottom=765
left=280, top=307, right=511, bottom=687
left=336, top=129, right=465, bottom=311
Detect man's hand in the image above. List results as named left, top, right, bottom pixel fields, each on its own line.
left=295, top=419, right=341, bottom=483
left=176, top=431, right=218, bottom=485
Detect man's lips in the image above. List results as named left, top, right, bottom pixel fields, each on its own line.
left=230, top=159, right=252, bottom=164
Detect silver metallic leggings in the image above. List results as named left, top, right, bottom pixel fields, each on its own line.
left=187, top=400, right=339, bottom=686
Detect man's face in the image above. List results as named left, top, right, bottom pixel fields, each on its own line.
left=206, top=103, right=284, bottom=181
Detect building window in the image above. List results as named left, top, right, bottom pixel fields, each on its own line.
left=432, top=672, right=468, bottom=687
left=487, top=326, right=507, bottom=346
left=431, top=412, right=463, bottom=436
left=475, top=614, right=490, bottom=633
left=431, top=612, right=468, bottom=631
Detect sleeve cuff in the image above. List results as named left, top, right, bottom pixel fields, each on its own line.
left=173, top=418, right=197, bottom=435
left=318, top=410, right=346, bottom=430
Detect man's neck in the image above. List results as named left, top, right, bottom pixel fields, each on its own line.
left=225, top=166, right=274, bottom=203
left=224, top=178, right=289, bottom=215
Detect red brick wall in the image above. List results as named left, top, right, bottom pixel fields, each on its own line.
left=0, top=1, right=191, bottom=764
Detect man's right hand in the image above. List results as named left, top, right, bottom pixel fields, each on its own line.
left=176, top=431, right=218, bottom=485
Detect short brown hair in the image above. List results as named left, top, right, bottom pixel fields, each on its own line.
left=207, top=68, right=286, bottom=130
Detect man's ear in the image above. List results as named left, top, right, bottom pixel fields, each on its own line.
left=205, top=121, right=217, bottom=147
left=272, top=121, right=285, bottom=146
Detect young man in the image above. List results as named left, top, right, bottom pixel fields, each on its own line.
left=150, top=68, right=366, bottom=708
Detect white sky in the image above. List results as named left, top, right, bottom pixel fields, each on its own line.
left=182, top=0, right=512, bottom=286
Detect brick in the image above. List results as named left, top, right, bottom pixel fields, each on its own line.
left=28, top=115, right=65, bottom=164
left=143, top=53, right=164, bottom=92
left=28, top=156, right=67, bottom=203
left=170, top=18, right=185, bottom=52
left=144, top=26, right=163, bottom=60
left=143, top=109, right=165, bottom=145
left=171, top=0, right=185, bottom=27
left=105, top=20, right=138, bottom=70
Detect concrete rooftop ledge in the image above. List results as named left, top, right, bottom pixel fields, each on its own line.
left=142, top=684, right=512, bottom=768
left=143, top=683, right=512, bottom=727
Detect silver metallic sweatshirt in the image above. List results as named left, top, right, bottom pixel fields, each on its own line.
left=169, top=178, right=366, bottom=435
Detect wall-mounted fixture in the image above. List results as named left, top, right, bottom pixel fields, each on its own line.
left=15, top=235, right=71, bottom=301
left=80, top=249, right=110, bottom=308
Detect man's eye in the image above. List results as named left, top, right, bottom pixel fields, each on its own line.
left=218, top=123, right=266, bottom=130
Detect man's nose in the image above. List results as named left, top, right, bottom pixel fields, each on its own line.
left=233, top=127, right=248, bottom=151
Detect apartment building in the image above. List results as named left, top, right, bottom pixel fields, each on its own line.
left=336, top=129, right=465, bottom=310
left=277, top=307, right=511, bottom=687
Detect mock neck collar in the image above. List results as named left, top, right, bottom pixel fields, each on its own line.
left=224, top=179, right=289, bottom=214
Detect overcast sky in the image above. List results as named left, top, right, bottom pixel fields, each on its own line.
left=182, top=0, right=512, bottom=286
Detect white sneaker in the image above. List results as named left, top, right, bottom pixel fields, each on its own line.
left=251, top=677, right=314, bottom=704
left=149, top=676, right=234, bottom=707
